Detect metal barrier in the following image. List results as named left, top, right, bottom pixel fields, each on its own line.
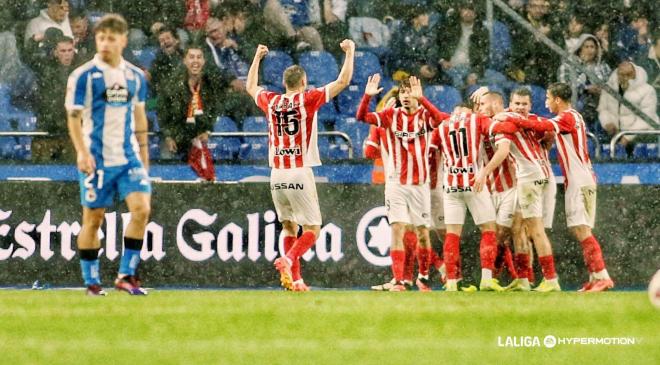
left=586, top=131, right=601, bottom=160
left=609, top=130, right=660, bottom=159
left=209, top=131, right=355, bottom=159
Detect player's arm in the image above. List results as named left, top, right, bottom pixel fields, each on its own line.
left=326, top=39, right=355, bottom=99
left=67, top=109, right=95, bottom=175
left=409, top=76, right=450, bottom=127
left=246, top=44, right=269, bottom=101
left=134, top=103, right=150, bottom=171
left=494, top=113, right=559, bottom=133
left=356, top=74, right=388, bottom=127
left=363, top=126, right=382, bottom=160
left=472, top=139, right=511, bottom=193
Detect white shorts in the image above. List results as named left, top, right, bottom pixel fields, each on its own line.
left=430, top=187, right=445, bottom=230
left=565, top=184, right=597, bottom=228
left=517, top=178, right=548, bottom=219
left=270, top=167, right=322, bottom=226
left=491, top=188, right=517, bottom=228
left=543, top=173, right=557, bottom=229
left=443, top=188, right=496, bottom=226
left=385, top=183, right=431, bottom=227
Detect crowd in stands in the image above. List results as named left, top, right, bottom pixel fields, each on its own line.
left=0, top=0, right=657, bottom=164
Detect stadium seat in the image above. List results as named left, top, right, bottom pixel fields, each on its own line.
left=209, top=116, right=241, bottom=160
left=489, top=20, right=512, bottom=71
left=264, top=83, right=284, bottom=93
left=318, top=101, right=338, bottom=124
left=423, top=85, right=462, bottom=113
left=526, top=85, right=552, bottom=118
left=0, top=84, right=11, bottom=109
left=645, top=143, right=658, bottom=159
left=335, top=117, right=370, bottom=157
left=132, top=46, right=158, bottom=69
left=299, top=51, right=338, bottom=86
left=262, top=50, right=293, bottom=86
left=239, top=116, right=269, bottom=160
left=0, top=118, right=16, bottom=159
left=11, top=112, right=36, bottom=161
left=337, top=85, right=374, bottom=116
left=351, top=51, right=382, bottom=86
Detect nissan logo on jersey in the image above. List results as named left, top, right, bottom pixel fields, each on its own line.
left=356, top=206, right=392, bottom=267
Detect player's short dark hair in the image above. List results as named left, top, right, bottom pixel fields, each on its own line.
left=547, top=83, right=572, bottom=101
left=93, top=14, right=128, bottom=35
left=511, top=87, right=532, bottom=100
left=283, top=65, right=306, bottom=89
left=183, top=43, right=204, bottom=57
left=484, top=91, right=504, bottom=104
left=158, top=25, right=179, bottom=40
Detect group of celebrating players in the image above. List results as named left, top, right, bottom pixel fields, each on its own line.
left=66, top=13, right=614, bottom=296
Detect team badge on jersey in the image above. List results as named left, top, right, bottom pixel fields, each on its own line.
left=106, top=83, right=129, bottom=105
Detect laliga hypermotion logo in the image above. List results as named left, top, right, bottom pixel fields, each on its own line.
left=356, top=206, right=391, bottom=267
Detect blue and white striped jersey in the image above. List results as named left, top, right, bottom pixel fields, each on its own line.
left=65, top=55, right=148, bottom=167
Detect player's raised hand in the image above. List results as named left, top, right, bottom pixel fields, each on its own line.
left=255, top=44, right=269, bottom=60
left=77, top=151, right=96, bottom=175
left=470, top=86, right=489, bottom=104
left=339, top=39, right=355, bottom=53
left=365, top=74, right=383, bottom=96
left=409, top=76, right=423, bottom=100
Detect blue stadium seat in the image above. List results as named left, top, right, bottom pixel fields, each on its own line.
left=526, top=85, right=552, bottom=118
left=132, top=46, right=158, bottom=69
left=489, top=20, right=511, bottom=71
left=262, top=50, right=293, bottom=86
left=0, top=84, right=11, bottom=109
left=299, top=51, right=338, bottom=86
left=337, top=85, right=374, bottom=116
left=351, top=51, right=382, bottom=86
left=11, top=112, right=36, bottom=160
left=0, top=118, right=16, bottom=159
left=645, top=143, right=658, bottom=159
left=423, top=85, right=462, bottom=113
left=318, top=101, right=338, bottom=124
left=209, top=116, right=241, bottom=160
left=632, top=144, right=647, bottom=159
left=264, top=83, right=284, bottom=93
left=239, top=116, right=269, bottom=160
left=335, top=117, right=370, bottom=157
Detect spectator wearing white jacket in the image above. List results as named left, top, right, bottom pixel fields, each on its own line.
left=598, top=61, right=658, bottom=147
left=24, top=0, right=73, bottom=45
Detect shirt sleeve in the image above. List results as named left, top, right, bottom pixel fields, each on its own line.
left=304, top=87, right=329, bottom=111
left=134, top=70, right=148, bottom=106
left=551, top=112, right=575, bottom=133
left=429, top=128, right=441, bottom=150
left=255, top=88, right=277, bottom=114
left=64, top=70, right=88, bottom=111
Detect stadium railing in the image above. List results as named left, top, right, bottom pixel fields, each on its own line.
left=609, top=130, right=660, bottom=159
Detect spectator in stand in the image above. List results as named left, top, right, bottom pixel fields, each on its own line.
left=150, top=26, right=184, bottom=96
left=317, top=0, right=349, bottom=58
left=436, top=0, right=489, bottom=90
left=0, top=8, right=29, bottom=87
left=564, top=14, right=586, bottom=53
left=183, top=0, right=211, bottom=32
left=24, top=33, right=78, bottom=162
left=598, top=61, right=658, bottom=151
left=157, top=44, right=222, bottom=170
left=69, top=9, right=93, bottom=62
left=593, top=22, right=619, bottom=68
left=24, top=0, right=73, bottom=45
left=507, top=0, right=562, bottom=87
left=636, top=31, right=660, bottom=107
left=614, top=5, right=653, bottom=62
left=263, top=0, right=324, bottom=51
left=558, top=34, right=612, bottom=131
left=389, top=1, right=440, bottom=84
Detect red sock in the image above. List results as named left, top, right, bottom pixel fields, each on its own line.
left=403, top=231, right=417, bottom=281
left=515, top=253, right=532, bottom=281
left=417, top=247, right=432, bottom=276
left=286, top=231, right=316, bottom=261
left=580, top=236, right=606, bottom=273
left=479, top=231, right=497, bottom=270
left=390, top=249, right=405, bottom=282
left=494, top=245, right=505, bottom=278
left=503, top=246, right=518, bottom=279
left=443, top=233, right=461, bottom=279
left=283, top=236, right=301, bottom=281
left=538, top=255, right=557, bottom=280
left=430, top=250, right=444, bottom=270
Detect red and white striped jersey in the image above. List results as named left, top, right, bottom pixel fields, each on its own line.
left=357, top=96, right=449, bottom=185
left=364, top=125, right=391, bottom=176
left=428, top=128, right=444, bottom=190
left=431, top=111, right=493, bottom=190
left=548, top=109, right=596, bottom=187
left=255, top=87, right=329, bottom=169
left=482, top=131, right=517, bottom=193
left=491, top=113, right=551, bottom=183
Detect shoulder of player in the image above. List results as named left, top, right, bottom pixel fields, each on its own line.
left=68, top=59, right=97, bottom=81
left=125, top=61, right=147, bottom=80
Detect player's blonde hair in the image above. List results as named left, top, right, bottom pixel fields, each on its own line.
left=283, top=65, right=306, bottom=89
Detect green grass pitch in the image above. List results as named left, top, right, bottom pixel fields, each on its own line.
left=0, top=290, right=658, bottom=364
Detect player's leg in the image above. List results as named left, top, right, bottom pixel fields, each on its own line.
left=442, top=191, right=467, bottom=291
left=402, top=226, right=417, bottom=287
left=414, top=225, right=433, bottom=291
left=78, top=206, right=107, bottom=296
left=114, top=191, right=151, bottom=295
left=407, top=184, right=433, bottom=291
left=280, top=219, right=303, bottom=286
left=567, top=185, right=613, bottom=292
left=508, top=211, right=532, bottom=291
left=429, top=187, right=446, bottom=280
left=494, top=188, right=517, bottom=282
left=466, top=190, right=502, bottom=291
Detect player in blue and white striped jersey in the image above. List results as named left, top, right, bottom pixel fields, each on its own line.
left=65, top=14, right=151, bottom=296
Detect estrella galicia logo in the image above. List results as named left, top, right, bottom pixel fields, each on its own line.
left=356, top=206, right=391, bottom=266
left=105, top=83, right=129, bottom=105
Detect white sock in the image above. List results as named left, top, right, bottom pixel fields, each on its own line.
left=593, top=269, right=610, bottom=280
left=481, top=268, right=493, bottom=281
left=418, top=274, right=429, bottom=280
left=520, top=278, right=530, bottom=286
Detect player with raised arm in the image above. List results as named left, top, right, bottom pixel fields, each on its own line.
left=506, top=83, right=614, bottom=292
left=477, top=91, right=561, bottom=292
left=66, top=14, right=151, bottom=296
left=246, top=40, right=355, bottom=291
left=356, top=74, right=450, bottom=291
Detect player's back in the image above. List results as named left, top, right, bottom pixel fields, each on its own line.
left=436, top=111, right=489, bottom=190
left=255, top=87, right=329, bottom=169
left=65, top=55, right=147, bottom=167
left=552, top=109, right=595, bottom=187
